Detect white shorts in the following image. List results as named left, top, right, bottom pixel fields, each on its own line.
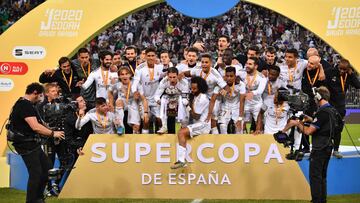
left=218, top=103, right=239, bottom=124
left=244, top=102, right=262, bottom=122
left=212, top=99, right=221, bottom=119
left=187, top=122, right=211, bottom=138
left=127, top=104, right=141, bottom=125
left=149, top=105, right=160, bottom=118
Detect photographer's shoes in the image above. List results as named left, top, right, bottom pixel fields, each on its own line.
left=170, top=161, right=187, bottom=169
left=333, top=151, right=343, bottom=159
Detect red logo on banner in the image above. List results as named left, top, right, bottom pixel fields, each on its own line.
left=0, top=62, right=28, bottom=75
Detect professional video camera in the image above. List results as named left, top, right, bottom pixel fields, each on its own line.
left=42, top=96, right=77, bottom=131
left=273, top=87, right=311, bottom=161
left=277, top=87, right=309, bottom=113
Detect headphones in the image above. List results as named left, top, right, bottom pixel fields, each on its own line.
left=312, top=87, right=323, bottom=101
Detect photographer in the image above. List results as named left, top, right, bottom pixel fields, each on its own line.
left=280, top=86, right=340, bottom=203
left=9, top=83, right=64, bottom=203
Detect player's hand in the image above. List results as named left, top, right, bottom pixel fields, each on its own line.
left=53, top=131, right=65, bottom=140
left=205, top=114, right=212, bottom=123
left=78, top=109, right=86, bottom=117
left=178, top=72, right=185, bottom=80
left=76, top=79, right=85, bottom=87
left=245, top=92, right=254, bottom=100
left=133, top=91, right=140, bottom=100
left=232, top=59, right=240, bottom=65
left=235, top=120, right=243, bottom=132
left=109, top=104, right=115, bottom=112
left=219, top=89, right=227, bottom=96
left=77, top=147, right=85, bottom=156
left=44, top=69, right=55, bottom=76
left=193, top=42, right=205, bottom=52
left=143, top=112, right=149, bottom=124
left=318, top=64, right=325, bottom=81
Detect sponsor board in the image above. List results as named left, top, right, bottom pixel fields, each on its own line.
left=12, top=46, right=46, bottom=59
left=326, top=6, right=360, bottom=36
left=38, top=8, right=84, bottom=37
left=0, top=78, right=14, bottom=91
left=0, top=62, right=28, bottom=75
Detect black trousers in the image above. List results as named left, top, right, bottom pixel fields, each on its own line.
left=333, top=117, right=345, bottom=151
left=167, top=116, right=176, bottom=134
left=16, top=146, right=51, bottom=203
left=309, top=146, right=333, bottom=203
left=333, top=108, right=346, bottom=151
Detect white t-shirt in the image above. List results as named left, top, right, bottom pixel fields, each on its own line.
left=82, top=67, right=118, bottom=100
left=76, top=108, right=116, bottom=134
left=240, top=71, right=267, bottom=106
left=192, top=93, right=209, bottom=123
left=190, top=67, right=227, bottom=98
left=279, top=59, right=307, bottom=91
left=262, top=100, right=290, bottom=134
left=214, top=81, right=246, bottom=106
left=132, top=63, right=164, bottom=105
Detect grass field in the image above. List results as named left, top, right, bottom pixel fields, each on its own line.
left=0, top=188, right=360, bottom=203
left=340, top=124, right=360, bottom=146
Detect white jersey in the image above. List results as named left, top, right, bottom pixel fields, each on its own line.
left=132, top=63, right=164, bottom=105
left=192, top=93, right=209, bottom=123
left=190, top=67, right=227, bottom=98
left=217, top=64, right=245, bottom=79
left=82, top=67, right=118, bottom=100
left=240, top=71, right=267, bottom=106
left=279, top=59, right=307, bottom=91
left=154, top=77, right=189, bottom=102
left=76, top=108, right=116, bottom=134
left=108, top=79, right=143, bottom=110
left=214, top=81, right=246, bottom=106
left=262, top=78, right=287, bottom=104
left=262, top=100, right=290, bottom=134
left=176, top=62, right=201, bottom=73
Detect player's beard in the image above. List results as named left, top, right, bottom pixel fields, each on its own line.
left=104, top=62, right=112, bottom=69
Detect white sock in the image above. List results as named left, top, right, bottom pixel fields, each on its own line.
left=115, top=107, right=124, bottom=127
left=211, top=127, right=219, bottom=134
left=220, top=124, right=227, bottom=134
left=178, top=145, right=187, bottom=163
left=142, top=129, right=149, bottom=134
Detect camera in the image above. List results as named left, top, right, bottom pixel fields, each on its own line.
left=277, top=87, right=309, bottom=113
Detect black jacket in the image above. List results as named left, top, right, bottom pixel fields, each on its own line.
left=325, top=67, right=360, bottom=117
left=39, top=68, right=81, bottom=98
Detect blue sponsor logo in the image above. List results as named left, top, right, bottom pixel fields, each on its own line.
left=166, top=0, right=240, bottom=19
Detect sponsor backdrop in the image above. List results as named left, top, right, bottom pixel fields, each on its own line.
left=0, top=0, right=359, bottom=199
left=60, top=134, right=311, bottom=199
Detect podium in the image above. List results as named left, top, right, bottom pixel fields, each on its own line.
left=60, top=134, right=311, bottom=200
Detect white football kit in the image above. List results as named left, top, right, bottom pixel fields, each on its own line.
left=240, top=71, right=267, bottom=122
left=132, top=63, right=164, bottom=118
left=216, top=81, right=246, bottom=134
left=82, top=67, right=118, bottom=100
left=76, top=108, right=116, bottom=134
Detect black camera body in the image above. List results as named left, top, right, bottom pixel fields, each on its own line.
left=277, top=88, right=309, bottom=113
